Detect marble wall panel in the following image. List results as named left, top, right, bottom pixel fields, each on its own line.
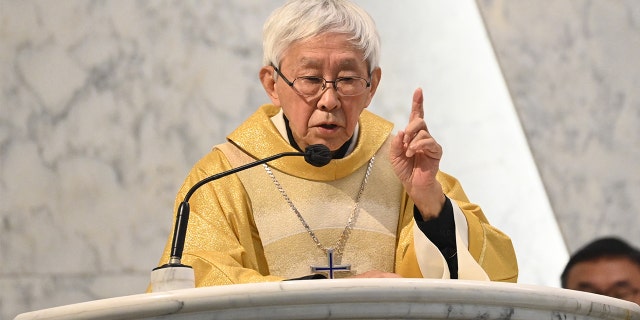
left=477, top=0, right=640, bottom=252
left=5, top=0, right=623, bottom=318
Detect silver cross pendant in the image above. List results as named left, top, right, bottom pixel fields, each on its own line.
left=310, top=248, right=351, bottom=279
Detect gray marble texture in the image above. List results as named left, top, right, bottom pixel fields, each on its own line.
left=477, top=0, right=640, bottom=251
left=14, top=279, right=640, bottom=320
left=2, top=0, right=638, bottom=319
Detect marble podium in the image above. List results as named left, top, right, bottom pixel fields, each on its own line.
left=14, top=279, right=640, bottom=320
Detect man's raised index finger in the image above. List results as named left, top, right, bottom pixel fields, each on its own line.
left=410, top=88, right=424, bottom=121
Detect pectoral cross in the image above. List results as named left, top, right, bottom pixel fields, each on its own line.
left=310, top=248, right=351, bottom=279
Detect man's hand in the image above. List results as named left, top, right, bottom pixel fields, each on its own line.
left=390, top=88, right=445, bottom=220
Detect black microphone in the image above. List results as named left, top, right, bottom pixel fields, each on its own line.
left=154, top=144, right=331, bottom=271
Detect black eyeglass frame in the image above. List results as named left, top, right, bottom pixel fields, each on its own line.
left=271, top=65, right=372, bottom=98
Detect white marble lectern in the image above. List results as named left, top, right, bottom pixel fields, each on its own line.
left=14, top=279, right=640, bottom=320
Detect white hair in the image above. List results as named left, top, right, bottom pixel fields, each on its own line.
left=262, top=0, right=381, bottom=72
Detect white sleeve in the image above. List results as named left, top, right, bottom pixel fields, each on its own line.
left=413, top=198, right=490, bottom=280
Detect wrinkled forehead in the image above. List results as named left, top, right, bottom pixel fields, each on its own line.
left=279, top=33, right=368, bottom=70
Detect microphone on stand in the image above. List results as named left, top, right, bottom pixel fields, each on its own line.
left=150, top=144, right=332, bottom=292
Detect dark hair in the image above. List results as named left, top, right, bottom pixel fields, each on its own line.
left=561, top=237, right=640, bottom=288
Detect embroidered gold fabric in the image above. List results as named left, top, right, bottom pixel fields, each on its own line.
left=154, top=104, right=519, bottom=287
left=232, top=140, right=401, bottom=279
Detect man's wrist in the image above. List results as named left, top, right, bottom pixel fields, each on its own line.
left=415, top=188, right=446, bottom=221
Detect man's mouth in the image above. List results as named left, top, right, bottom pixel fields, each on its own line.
left=319, top=124, right=338, bottom=129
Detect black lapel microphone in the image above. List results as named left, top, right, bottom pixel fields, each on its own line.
left=154, top=144, right=332, bottom=271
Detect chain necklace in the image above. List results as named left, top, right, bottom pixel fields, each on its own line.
left=263, top=156, right=375, bottom=257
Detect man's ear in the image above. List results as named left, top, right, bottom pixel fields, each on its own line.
left=364, top=67, right=382, bottom=108
left=259, top=66, right=280, bottom=106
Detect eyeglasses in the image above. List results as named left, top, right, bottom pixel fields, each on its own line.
left=272, top=65, right=371, bottom=98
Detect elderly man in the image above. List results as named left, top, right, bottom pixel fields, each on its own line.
left=155, top=0, right=517, bottom=286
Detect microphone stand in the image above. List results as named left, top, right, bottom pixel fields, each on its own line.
left=150, top=145, right=331, bottom=291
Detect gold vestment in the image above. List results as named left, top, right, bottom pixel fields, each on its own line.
left=156, top=104, right=518, bottom=287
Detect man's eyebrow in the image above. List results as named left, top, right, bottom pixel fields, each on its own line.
left=295, top=58, right=361, bottom=69
left=296, top=57, right=323, bottom=69
left=339, top=58, right=358, bottom=65
left=337, top=59, right=362, bottom=70
left=609, top=280, right=634, bottom=289
left=575, top=282, right=598, bottom=291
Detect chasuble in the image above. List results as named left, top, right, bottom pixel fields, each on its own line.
left=155, top=104, right=518, bottom=287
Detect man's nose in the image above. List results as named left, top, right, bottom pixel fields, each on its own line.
left=317, top=82, right=340, bottom=110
